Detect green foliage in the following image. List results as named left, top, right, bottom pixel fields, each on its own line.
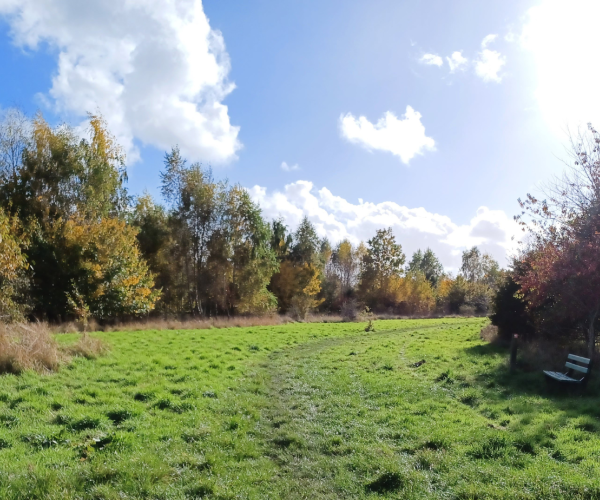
left=442, top=247, right=503, bottom=315
left=0, top=111, right=145, bottom=322
left=0, top=113, right=128, bottom=223
left=269, top=217, right=329, bottom=317
left=156, top=148, right=279, bottom=315
left=270, top=218, right=293, bottom=258
left=490, top=272, right=533, bottom=340
left=0, top=109, right=510, bottom=322
left=364, top=227, right=405, bottom=282
left=407, top=247, right=444, bottom=286
left=291, top=216, right=321, bottom=265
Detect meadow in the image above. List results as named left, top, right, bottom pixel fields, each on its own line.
left=0, top=318, right=598, bottom=499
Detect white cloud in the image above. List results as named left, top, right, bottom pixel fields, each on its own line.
left=420, top=53, right=443, bottom=67
left=0, top=0, right=241, bottom=163
left=281, top=161, right=300, bottom=172
left=474, top=49, right=506, bottom=83
left=521, top=0, right=600, bottom=134
left=481, top=34, right=498, bottom=48
left=339, top=107, right=435, bottom=164
left=446, top=51, right=469, bottom=72
left=249, top=180, right=520, bottom=269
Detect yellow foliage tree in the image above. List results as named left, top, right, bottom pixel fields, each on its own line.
left=0, top=208, right=30, bottom=321
left=57, top=216, right=159, bottom=320
left=290, top=263, right=324, bottom=320
left=398, top=271, right=436, bottom=316
left=435, top=276, right=454, bottom=311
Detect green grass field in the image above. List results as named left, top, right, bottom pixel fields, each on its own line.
left=0, top=318, right=599, bottom=499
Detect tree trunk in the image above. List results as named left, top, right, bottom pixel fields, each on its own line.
left=588, top=309, right=598, bottom=360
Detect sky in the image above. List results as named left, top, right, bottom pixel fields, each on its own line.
left=0, top=0, right=597, bottom=270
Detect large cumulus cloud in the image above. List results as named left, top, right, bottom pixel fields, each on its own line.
left=0, top=0, right=241, bottom=163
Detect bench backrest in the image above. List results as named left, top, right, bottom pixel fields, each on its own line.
left=566, top=354, right=591, bottom=377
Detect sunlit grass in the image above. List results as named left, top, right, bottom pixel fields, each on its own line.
left=0, top=318, right=598, bottom=499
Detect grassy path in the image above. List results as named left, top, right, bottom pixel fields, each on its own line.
left=254, top=323, right=450, bottom=498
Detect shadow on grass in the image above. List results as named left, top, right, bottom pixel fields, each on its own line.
left=465, top=343, right=508, bottom=357
left=463, top=343, right=600, bottom=419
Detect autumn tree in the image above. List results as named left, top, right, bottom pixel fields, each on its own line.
left=358, top=228, right=405, bottom=311
left=129, top=194, right=176, bottom=313
left=161, top=149, right=224, bottom=314
left=331, top=239, right=362, bottom=293
left=0, top=111, right=157, bottom=322
left=268, top=217, right=326, bottom=317
left=0, top=108, right=29, bottom=184
left=218, top=185, right=278, bottom=315
left=0, top=113, right=128, bottom=223
left=60, top=217, right=158, bottom=322
left=397, top=271, right=435, bottom=315
left=0, top=208, right=30, bottom=321
left=511, top=124, right=600, bottom=356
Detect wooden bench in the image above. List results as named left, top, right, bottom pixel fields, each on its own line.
left=544, top=354, right=592, bottom=386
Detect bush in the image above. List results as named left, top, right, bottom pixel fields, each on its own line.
left=340, top=299, right=358, bottom=321
left=458, top=305, right=476, bottom=316
left=489, top=275, right=533, bottom=341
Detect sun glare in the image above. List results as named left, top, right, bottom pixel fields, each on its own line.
left=523, top=0, right=600, bottom=134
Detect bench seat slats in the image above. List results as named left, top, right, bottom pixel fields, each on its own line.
left=544, top=353, right=591, bottom=386
left=567, top=354, right=591, bottom=365
left=565, top=361, right=588, bottom=373
left=543, top=371, right=579, bottom=382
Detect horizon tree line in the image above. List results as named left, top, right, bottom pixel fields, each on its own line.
left=0, top=109, right=502, bottom=323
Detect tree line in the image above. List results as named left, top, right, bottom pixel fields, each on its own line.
left=0, top=109, right=502, bottom=324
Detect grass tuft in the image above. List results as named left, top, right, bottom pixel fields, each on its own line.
left=106, top=409, right=134, bottom=425
left=62, top=333, right=108, bottom=359
left=365, top=471, right=406, bottom=493
left=469, top=434, right=511, bottom=459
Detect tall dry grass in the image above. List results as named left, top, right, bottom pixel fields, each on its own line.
left=62, top=333, right=109, bottom=359
left=52, top=315, right=290, bottom=333
left=0, top=323, right=107, bottom=375
left=51, top=312, right=479, bottom=334
left=0, top=322, right=60, bottom=374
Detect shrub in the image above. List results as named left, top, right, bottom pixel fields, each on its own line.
left=489, top=273, right=533, bottom=341
left=340, top=299, right=358, bottom=321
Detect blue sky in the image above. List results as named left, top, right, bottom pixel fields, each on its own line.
left=0, top=0, right=596, bottom=269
